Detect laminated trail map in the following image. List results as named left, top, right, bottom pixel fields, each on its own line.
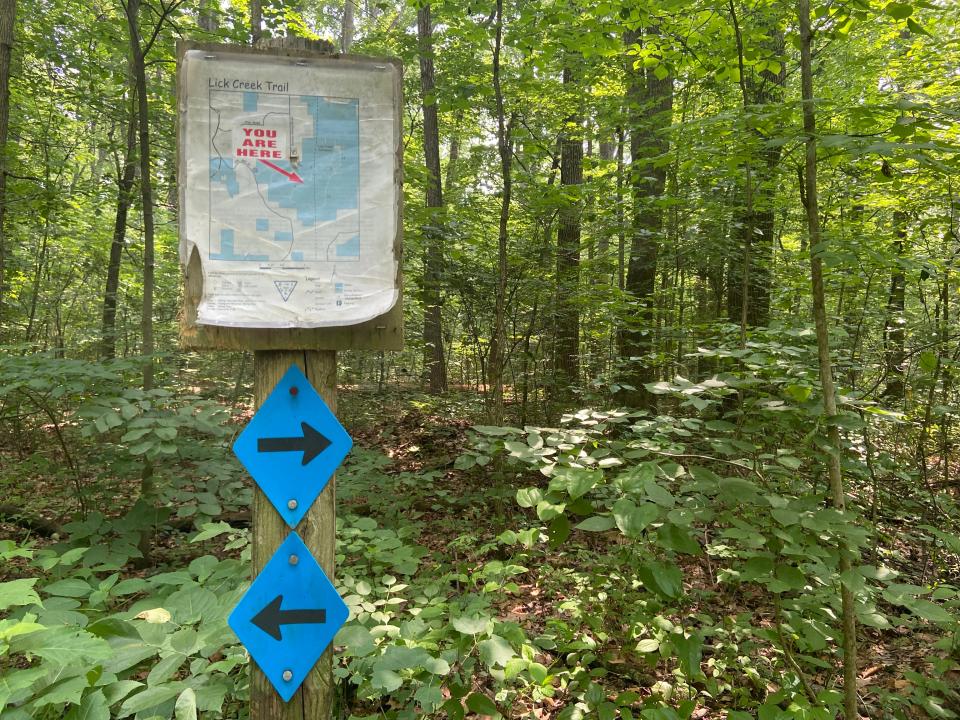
left=179, top=49, right=401, bottom=328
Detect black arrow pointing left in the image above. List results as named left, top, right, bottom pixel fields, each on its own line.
left=252, top=595, right=327, bottom=641
left=257, top=421, right=331, bottom=465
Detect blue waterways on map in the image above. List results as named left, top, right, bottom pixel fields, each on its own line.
left=208, top=90, right=361, bottom=264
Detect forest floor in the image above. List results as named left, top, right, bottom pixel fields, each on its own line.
left=1, top=385, right=958, bottom=719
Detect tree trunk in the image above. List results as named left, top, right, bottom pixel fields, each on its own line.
left=798, top=1, right=858, bottom=716
left=417, top=3, right=447, bottom=394
left=619, top=26, right=672, bottom=401
left=487, top=0, right=511, bottom=423
left=883, top=210, right=907, bottom=400
left=726, top=3, right=784, bottom=328
left=101, top=91, right=138, bottom=359
left=554, top=64, right=582, bottom=394
left=0, top=0, right=15, bottom=311
left=124, top=0, right=155, bottom=391
left=250, top=0, right=262, bottom=43
left=341, top=0, right=354, bottom=52
left=198, top=0, right=219, bottom=32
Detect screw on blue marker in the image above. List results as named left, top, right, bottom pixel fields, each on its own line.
left=229, top=532, right=349, bottom=702
left=233, top=364, right=352, bottom=528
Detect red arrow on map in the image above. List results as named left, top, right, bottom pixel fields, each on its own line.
left=258, top=159, right=304, bottom=184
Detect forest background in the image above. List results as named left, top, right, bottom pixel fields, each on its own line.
left=0, top=0, right=959, bottom=719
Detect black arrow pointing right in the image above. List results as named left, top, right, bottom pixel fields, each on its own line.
left=252, top=595, right=327, bottom=641
left=257, top=421, right=332, bottom=466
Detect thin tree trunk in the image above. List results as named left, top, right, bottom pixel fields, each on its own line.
left=341, top=0, right=354, bottom=52
left=101, top=92, right=138, bottom=359
left=417, top=3, right=447, bottom=393
left=124, top=0, right=155, bottom=391
left=555, top=64, right=582, bottom=394
left=883, top=210, right=907, bottom=400
left=250, top=0, right=262, bottom=43
left=198, top=0, right=218, bottom=32
left=798, top=1, right=858, bottom=716
left=0, top=0, right=15, bottom=311
left=619, top=26, right=672, bottom=403
left=487, top=0, right=511, bottom=423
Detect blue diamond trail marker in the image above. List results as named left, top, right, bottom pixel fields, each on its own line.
left=229, top=532, right=349, bottom=702
left=233, top=364, right=352, bottom=528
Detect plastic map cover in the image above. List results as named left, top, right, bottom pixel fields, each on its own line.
left=179, top=49, right=400, bottom=327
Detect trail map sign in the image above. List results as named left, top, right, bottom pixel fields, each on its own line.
left=179, top=48, right=401, bottom=328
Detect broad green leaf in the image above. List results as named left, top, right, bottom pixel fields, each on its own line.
left=465, top=692, right=499, bottom=717
left=165, top=587, right=217, bottom=625
left=657, top=523, right=702, bottom=555
left=575, top=515, right=615, bottom=532
left=908, top=599, right=954, bottom=623
left=9, top=626, right=111, bottom=669
left=0, top=579, right=41, bottom=610
left=118, top=683, right=183, bottom=717
left=147, top=654, right=185, bottom=686
left=43, top=578, right=92, bottom=598
left=335, top=624, right=375, bottom=656
left=643, top=478, right=675, bottom=507
left=637, top=561, right=683, bottom=599
left=885, top=2, right=913, bottom=19
left=479, top=635, right=514, bottom=668
left=612, top=498, right=658, bottom=538
left=174, top=688, right=197, bottom=720
left=452, top=614, right=490, bottom=635
left=371, top=667, right=402, bottom=692
left=65, top=689, right=109, bottom=720
left=516, top=487, right=542, bottom=508
left=636, top=638, right=660, bottom=653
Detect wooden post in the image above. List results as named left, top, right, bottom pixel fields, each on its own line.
left=175, top=41, right=403, bottom=720
left=251, top=349, right=338, bottom=720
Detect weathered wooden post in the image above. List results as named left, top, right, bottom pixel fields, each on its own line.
left=176, top=40, right=403, bottom=719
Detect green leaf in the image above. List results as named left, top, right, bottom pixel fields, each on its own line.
left=479, top=635, right=515, bottom=668
left=636, top=638, right=660, bottom=653
left=657, top=522, right=702, bottom=555
left=671, top=632, right=703, bottom=679
left=643, top=478, right=675, bottom=507
left=371, top=666, right=402, bottom=692
left=612, top=498, right=658, bottom=538
left=415, top=684, right=444, bottom=711
left=637, top=561, right=683, bottom=599
left=335, top=624, right=375, bottom=656
left=885, top=2, right=913, bottom=19
left=9, top=626, right=111, bottom=669
left=536, top=499, right=565, bottom=521
left=32, top=675, right=88, bottom=708
left=452, top=614, right=490, bottom=635
left=118, top=683, right=184, bottom=717
left=174, top=688, right=197, bottom=720
left=0, top=578, right=41, bottom=610
left=466, top=692, right=500, bottom=717
left=147, top=654, right=185, bottom=686
left=516, top=487, right=543, bottom=508
left=575, top=515, right=615, bottom=532
left=908, top=599, right=954, bottom=623
left=906, top=17, right=931, bottom=35
left=774, top=564, right=807, bottom=591
left=165, top=586, right=218, bottom=625
left=64, top=689, right=110, bottom=720
left=44, top=578, right=92, bottom=598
